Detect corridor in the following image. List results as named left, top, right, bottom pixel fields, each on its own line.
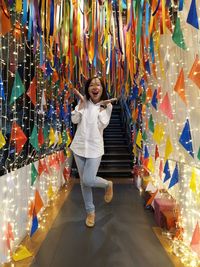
left=31, top=183, right=174, bottom=267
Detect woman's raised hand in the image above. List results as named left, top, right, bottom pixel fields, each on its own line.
left=73, top=88, right=85, bottom=110
left=99, top=98, right=118, bottom=106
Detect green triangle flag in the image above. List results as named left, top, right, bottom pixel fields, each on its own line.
left=62, top=130, right=68, bottom=144
left=142, top=130, right=147, bottom=141
left=148, top=114, right=154, bottom=133
left=10, top=71, right=25, bottom=105
left=43, top=125, right=49, bottom=142
left=30, top=126, right=39, bottom=151
left=31, top=163, right=38, bottom=186
left=172, top=17, right=187, bottom=50
left=142, top=91, right=146, bottom=104
left=197, top=147, right=200, bottom=160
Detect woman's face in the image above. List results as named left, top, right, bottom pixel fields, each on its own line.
left=88, top=78, right=103, bottom=104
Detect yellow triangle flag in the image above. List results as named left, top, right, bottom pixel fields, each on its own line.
left=47, top=183, right=54, bottom=199
left=147, top=156, right=155, bottom=173
left=15, top=0, right=22, bottom=13
left=164, top=136, right=173, bottom=161
left=0, top=130, right=6, bottom=149
left=66, top=131, right=72, bottom=147
left=58, top=132, right=62, bottom=145
left=189, top=169, right=197, bottom=193
left=49, top=127, right=55, bottom=147
left=136, top=130, right=142, bottom=148
left=153, top=123, right=165, bottom=144
left=132, top=144, right=137, bottom=156
left=12, top=245, right=32, bottom=261
left=66, top=148, right=71, bottom=158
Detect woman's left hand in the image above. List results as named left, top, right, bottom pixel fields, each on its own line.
left=99, top=98, right=118, bottom=107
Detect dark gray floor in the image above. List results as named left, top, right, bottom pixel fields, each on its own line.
left=31, top=184, right=174, bottom=267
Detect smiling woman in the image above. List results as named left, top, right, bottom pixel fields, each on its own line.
left=69, top=76, right=117, bottom=227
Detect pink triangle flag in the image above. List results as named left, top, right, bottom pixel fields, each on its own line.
left=159, top=92, right=173, bottom=120
left=190, top=222, right=200, bottom=256
left=190, top=222, right=200, bottom=246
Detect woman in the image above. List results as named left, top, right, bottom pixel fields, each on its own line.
left=70, top=76, right=117, bottom=227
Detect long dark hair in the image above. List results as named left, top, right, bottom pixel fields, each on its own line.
left=85, top=76, right=108, bottom=101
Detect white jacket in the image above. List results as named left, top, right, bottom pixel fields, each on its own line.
left=70, top=99, right=113, bottom=158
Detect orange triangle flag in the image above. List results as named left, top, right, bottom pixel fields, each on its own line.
left=146, top=189, right=158, bottom=207
left=34, top=190, right=44, bottom=215
left=0, top=0, right=12, bottom=36
left=188, top=55, right=200, bottom=90
left=174, top=68, right=187, bottom=105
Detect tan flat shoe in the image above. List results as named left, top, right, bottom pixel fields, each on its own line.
left=104, top=181, right=113, bottom=203
left=85, top=212, right=95, bottom=227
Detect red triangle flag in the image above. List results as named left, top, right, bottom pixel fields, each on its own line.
left=42, top=159, right=49, bottom=174
left=38, top=160, right=44, bottom=176
left=38, top=127, right=44, bottom=147
left=155, top=145, right=159, bottom=161
left=5, top=222, right=14, bottom=250
left=10, top=122, right=28, bottom=153
left=27, top=77, right=37, bottom=106
left=59, top=151, right=65, bottom=163
left=159, top=92, right=173, bottom=120
left=63, top=167, right=71, bottom=181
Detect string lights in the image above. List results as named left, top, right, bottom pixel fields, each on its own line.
left=0, top=0, right=200, bottom=265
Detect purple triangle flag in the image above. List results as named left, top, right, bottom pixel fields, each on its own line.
left=179, top=119, right=194, bottom=158
left=168, top=163, right=179, bottom=188
left=187, top=0, right=199, bottom=29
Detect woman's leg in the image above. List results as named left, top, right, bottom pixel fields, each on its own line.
left=74, top=154, right=95, bottom=214
left=82, top=157, right=109, bottom=188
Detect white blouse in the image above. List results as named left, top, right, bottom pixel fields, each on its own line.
left=70, top=99, right=113, bottom=158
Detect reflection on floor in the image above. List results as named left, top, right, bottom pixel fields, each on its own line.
left=30, top=183, right=174, bottom=267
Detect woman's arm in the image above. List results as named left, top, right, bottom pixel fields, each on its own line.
left=71, top=103, right=84, bottom=124
left=71, top=88, right=85, bottom=124
left=98, top=103, right=113, bottom=129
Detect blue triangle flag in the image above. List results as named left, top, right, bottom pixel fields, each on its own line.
left=151, top=89, right=158, bottom=110
left=187, top=0, right=199, bottom=29
left=145, top=59, right=151, bottom=75
left=150, top=36, right=155, bottom=63
left=179, top=119, right=194, bottom=158
left=46, top=61, right=53, bottom=77
left=140, top=78, right=145, bottom=88
left=168, top=163, right=179, bottom=188
left=144, top=145, right=149, bottom=159
left=30, top=214, right=38, bottom=237
left=47, top=100, right=55, bottom=119
left=163, top=160, right=171, bottom=182
left=179, top=0, right=184, bottom=11
left=131, top=86, right=139, bottom=100
left=0, top=76, right=5, bottom=100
